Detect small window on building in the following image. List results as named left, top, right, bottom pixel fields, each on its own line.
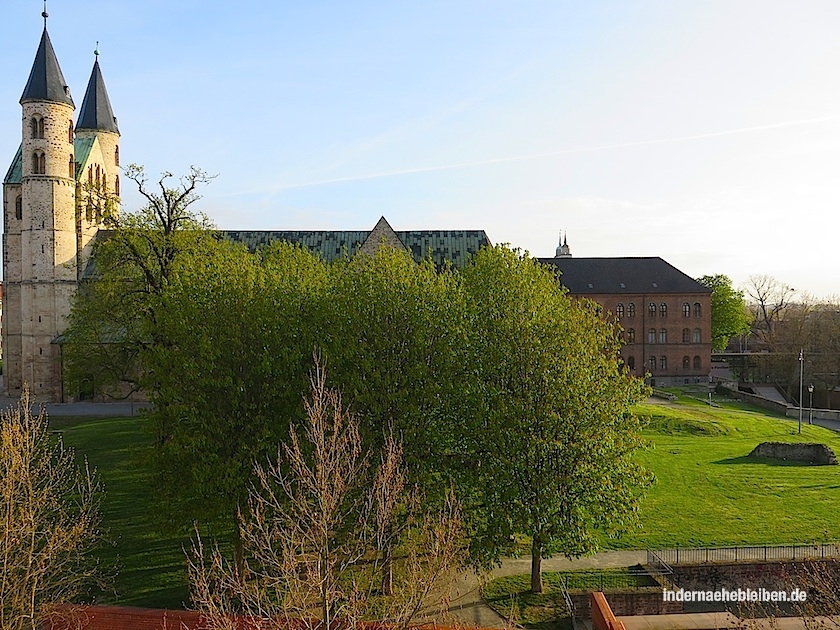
left=628, top=303, right=635, bottom=318
left=95, top=165, right=101, bottom=185
left=693, top=329, right=701, bottom=343
left=32, top=152, right=45, bottom=175
left=30, top=117, right=38, bottom=139
left=69, top=154, right=74, bottom=178
left=659, top=328, right=667, bottom=343
left=88, top=165, right=93, bottom=184
left=68, top=122, right=74, bottom=143
left=683, top=302, right=690, bottom=317
left=649, top=356, right=657, bottom=371
left=627, top=356, right=635, bottom=370
left=660, top=356, right=667, bottom=370
left=694, top=355, right=701, bottom=370
left=115, top=146, right=120, bottom=166
left=694, top=302, right=701, bottom=317
left=15, top=196, right=22, bottom=220
left=38, top=117, right=45, bottom=139
left=627, top=328, right=635, bottom=344
left=660, top=303, right=667, bottom=317
left=649, top=302, right=656, bottom=316
left=683, top=356, right=690, bottom=370
left=39, top=153, right=46, bottom=174
left=115, top=175, right=120, bottom=196
left=682, top=328, right=690, bottom=343
left=648, top=328, right=656, bottom=344
left=616, top=303, right=624, bottom=318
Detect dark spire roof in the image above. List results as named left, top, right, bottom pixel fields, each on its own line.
left=20, top=27, right=74, bottom=106
left=76, top=58, right=119, bottom=133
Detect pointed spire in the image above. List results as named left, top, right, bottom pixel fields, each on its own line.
left=76, top=51, right=119, bottom=134
left=20, top=23, right=74, bottom=106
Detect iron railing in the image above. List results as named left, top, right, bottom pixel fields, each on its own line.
left=650, top=543, right=840, bottom=565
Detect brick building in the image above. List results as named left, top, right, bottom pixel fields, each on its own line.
left=539, top=240, right=712, bottom=386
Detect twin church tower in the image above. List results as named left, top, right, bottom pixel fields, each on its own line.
left=2, top=11, right=121, bottom=401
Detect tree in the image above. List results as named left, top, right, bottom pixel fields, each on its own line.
left=148, top=241, right=330, bottom=573
left=188, top=360, right=465, bottom=629
left=0, top=390, right=103, bottom=630
left=63, top=164, right=218, bottom=399
left=745, top=274, right=796, bottom=347
left=697, top=274, right=750, bottom=351
left=459, top=245, right=652, bottom=593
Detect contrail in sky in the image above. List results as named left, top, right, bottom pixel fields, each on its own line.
left=232, top=113, right=840, bottom=195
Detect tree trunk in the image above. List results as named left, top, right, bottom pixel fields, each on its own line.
left=234, top=515, right=245, bottom=584
left=381, top=540, right=393, bottom=596
left=531, top=538, right=543, bottom=593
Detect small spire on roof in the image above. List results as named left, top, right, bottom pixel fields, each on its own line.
left=42, top=1, right=48, bottom=26
left=94, top=41, right=100, bottom=58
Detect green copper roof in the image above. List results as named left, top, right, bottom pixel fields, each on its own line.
left=73, top=137, right=95, bottom=180
left=223, top=229, right=491, bottom=268
left=4, top=145, right=22, bottom=185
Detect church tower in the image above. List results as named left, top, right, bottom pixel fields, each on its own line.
left=2, top=10, right=120, bottom=401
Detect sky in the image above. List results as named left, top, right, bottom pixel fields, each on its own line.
left=2, top=1, right=839, bottom=297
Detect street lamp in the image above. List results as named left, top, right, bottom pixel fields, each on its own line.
left=809, top=384, right=814, bottom=425
left=798, top=349, right=803, bottom=435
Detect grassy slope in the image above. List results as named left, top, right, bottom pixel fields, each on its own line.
left=611, top=396, right=840, bottom=549
left=54, top=415, right=191, bottom=608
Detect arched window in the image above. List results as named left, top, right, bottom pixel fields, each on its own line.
left=68, top=122, right=74, bottom=143
left=660, top=303, right=667, bottom=317
left=649, top=302, right=657, bottom=316
left=95, top=165, right=101, bottom=185
left=32, top=152, right=45, bottom=175
left=627, top=328, right=635, bottom=344
left=693, top=356, right=701, bottom=370
left=682, top=328, right=690, bottom=343
left=15, top=196, right=22, bottom=220
left=115, top=146, right=120, bottom=166
left=683, top=356, right=690, bottom=370
left=38, top=117, right=45, bottom=138
left=649, top=356, right=657, bottom=371
left=627, top=356, right=635, bottom=370
left=68, top=154, right=74, bottom=178
left=683, top=302, right=690, bottom=317
left=115, top=175, right=120, bottom=196
left=88, top=165, right=93, bottom=184
left=693, top=329, right=701, bottom=343
left=648, top=328, right=656, bottom=343
left=659, top=328, right=667, bottom=343
left=616, top=303, right=624, bottom=318
left=30, top=117, right=38, bottom=139
left=694, top=302, right=701, bottom=317
left=660, top=356, right=667, bottom=370
left=628, top=303, right=635, bottom=318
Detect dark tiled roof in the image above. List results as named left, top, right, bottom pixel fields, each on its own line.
left=224, top=229, right=490, bottom=268
left=20, top=28, right=74, bottom=106
left=76, top=59, right=119, bottom=133
left=4, top=145, right=22, bottom=185
left=537, top=257, right=711, bottom=295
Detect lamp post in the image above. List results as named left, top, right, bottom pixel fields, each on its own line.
left=798, top=349, right=803, bottom=435
left=809, top=384, right=814, bottom=425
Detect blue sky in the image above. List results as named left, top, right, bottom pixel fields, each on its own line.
left=2, top=1, right=840, bottom=296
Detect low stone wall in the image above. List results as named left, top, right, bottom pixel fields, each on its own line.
left=672, top=560, right=836, bottom=593
left=570, top=589, right=683, bottom=618
left=749, top=442, right=838, bottom=465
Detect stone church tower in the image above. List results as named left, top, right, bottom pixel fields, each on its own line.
left=2, top=12, right=120, bottom=401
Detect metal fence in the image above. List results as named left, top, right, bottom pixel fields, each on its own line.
left=553, top=568, right=658, bottom=592
left=650, top=543, right=840, bottom=565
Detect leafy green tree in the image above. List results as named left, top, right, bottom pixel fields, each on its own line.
left=697, top=274, right=750, bottom=351
left=323, top=246, right=465, bottom=592
left=460, top=246, right=651, bottom=593
left=148, top=241, right=330, bottom=572
left=63, top=165, right=218, bottom=398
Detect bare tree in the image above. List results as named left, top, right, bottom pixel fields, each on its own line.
left=188, top=359, right=466, bottom=629
left=745, top=274, right=797, bottom=346
left=0, top=389, right=103, bottom=630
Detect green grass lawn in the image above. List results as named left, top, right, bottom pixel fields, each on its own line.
left=48, top=392, right=840, bottom=609
left=609, top=394, right=840, bottom=549
left=54, top=415, right=192, bottom=608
